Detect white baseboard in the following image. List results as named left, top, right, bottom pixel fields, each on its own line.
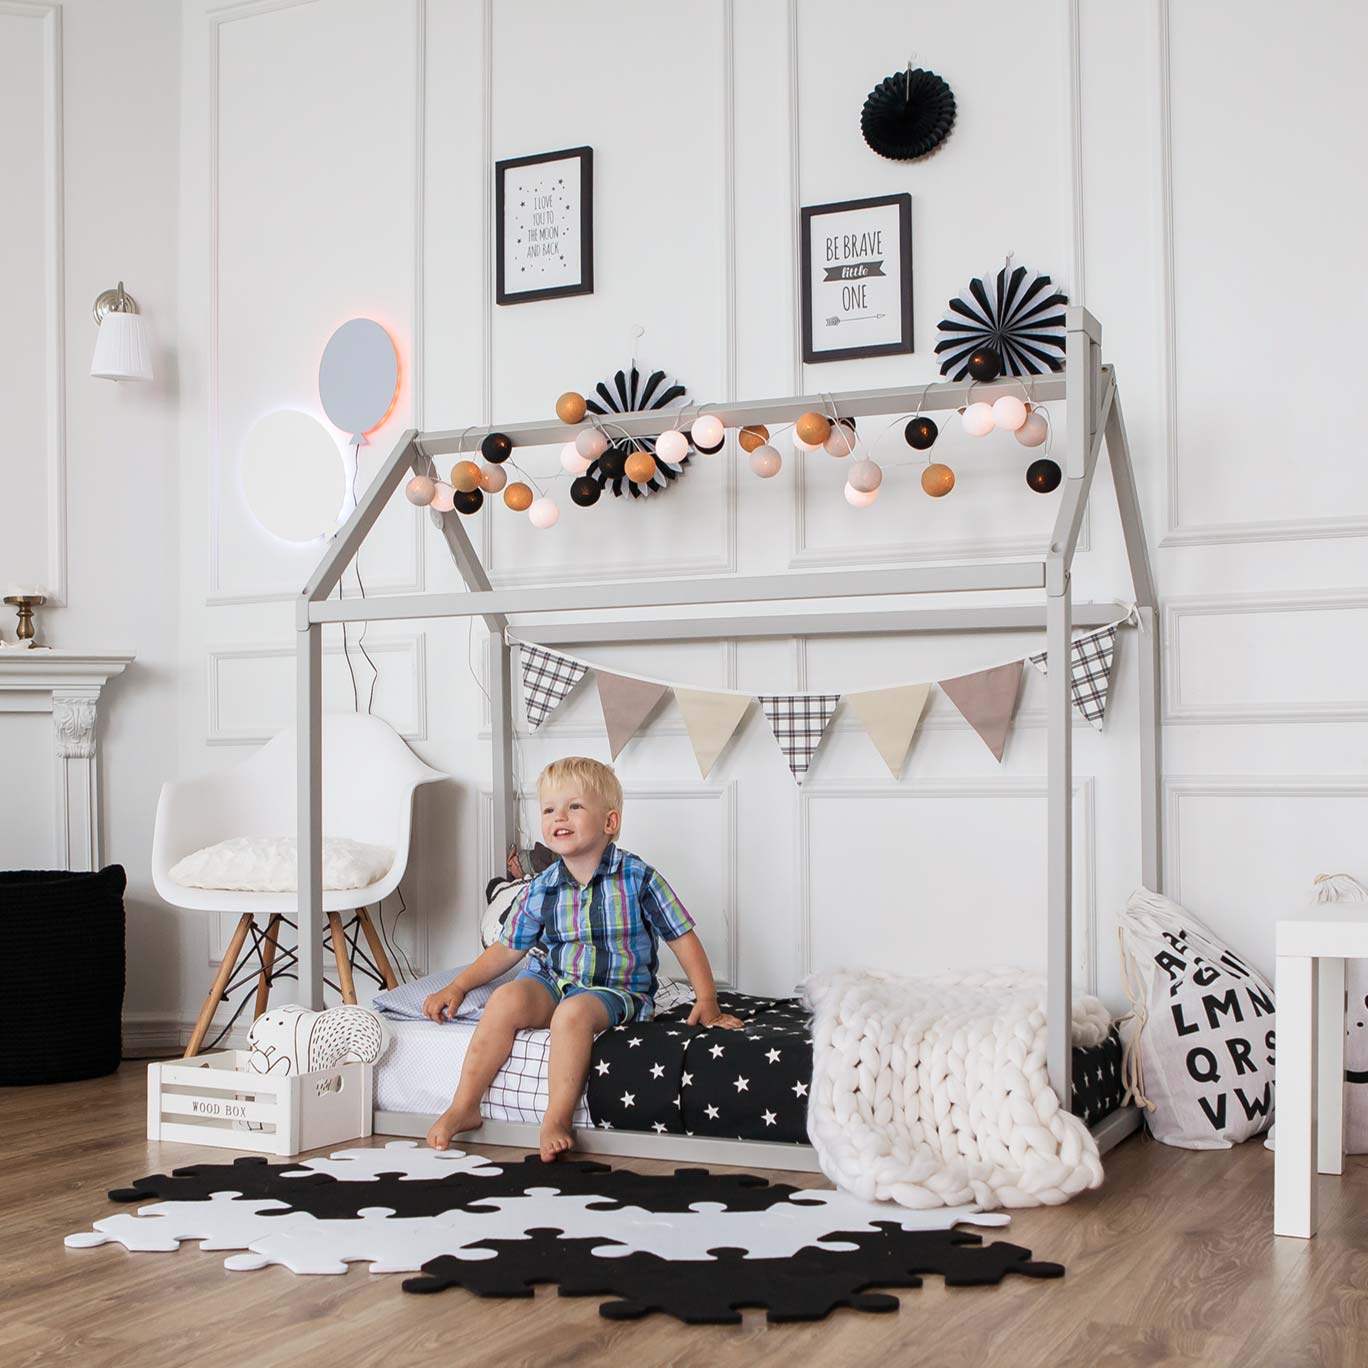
left=121, top=1013, right=252, bottom=1058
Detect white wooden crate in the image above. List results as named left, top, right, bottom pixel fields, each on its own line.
left=147, top=1051, right=373, bottom=1157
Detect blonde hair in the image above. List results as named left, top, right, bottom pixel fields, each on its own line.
left=537, top=756, right=623, bottom=817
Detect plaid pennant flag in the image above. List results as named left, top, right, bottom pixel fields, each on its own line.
left=1028, top=624, right=1119, bottom=731
left=758, top=694, right=842, bottom=783
left=519, top=645, right=588, bottom=730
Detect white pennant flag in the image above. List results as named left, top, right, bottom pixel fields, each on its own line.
left=1028, top=624, right=1119, bottom=731
left=519, top=645, right=587, bottom=730
left=848, top=683, right=931, bottom=778
left=674, top=688, right=752, bottom=779
left=758, top=694, right=841, bottom=783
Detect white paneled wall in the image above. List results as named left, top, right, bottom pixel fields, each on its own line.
left=6, top=0, right=1363, bottom=1044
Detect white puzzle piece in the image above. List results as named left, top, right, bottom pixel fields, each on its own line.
left=65, top=1194, right=311, bottom=1253
left=281, top=1141, right=503, bottom=1183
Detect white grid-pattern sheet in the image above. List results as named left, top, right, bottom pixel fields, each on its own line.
left=374, top=1018, right=591, bottom=1125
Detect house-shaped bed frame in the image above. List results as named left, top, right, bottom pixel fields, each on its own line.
left=294, top=306, right=1153, bottom=1168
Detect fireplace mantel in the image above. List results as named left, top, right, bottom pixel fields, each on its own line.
left=0, top=648, right=135, bottom=869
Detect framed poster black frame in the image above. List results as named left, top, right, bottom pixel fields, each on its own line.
left=495, top=145, right=594, bottom=306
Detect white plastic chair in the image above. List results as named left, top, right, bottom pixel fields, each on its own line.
left=152, top=713, right=447, bottom=1056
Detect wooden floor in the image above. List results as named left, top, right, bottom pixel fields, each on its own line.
left=7, top=1063, right=1368, bottom=1368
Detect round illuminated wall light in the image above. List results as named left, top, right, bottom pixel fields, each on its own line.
left=240, top=410, right=346, bottom=542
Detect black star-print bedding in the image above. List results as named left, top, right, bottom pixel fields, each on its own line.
left=586, top=990, right=1125, bottom=1145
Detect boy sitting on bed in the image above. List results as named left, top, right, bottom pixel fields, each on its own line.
left=422, top=756, right=742, bottom=1161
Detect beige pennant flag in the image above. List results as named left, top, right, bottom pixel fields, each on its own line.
left=674, top=688, right=752, bottom=779
left=848, top=683, right=931, bottom=777
left=938, top=660, right=1025, bottom=763
left=597, top=672, right=670, bottom=760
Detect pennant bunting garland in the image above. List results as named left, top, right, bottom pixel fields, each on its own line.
left=596, top=672, right=670, bottom=760
left=758, top=694, right=842, bottom=783
left=674, top=688, right=753, bottom=779
left=938, top=660, right=1025, bottom=763
left=519, top=644, right=588, bottom=730
left=1028, top=624, right=1118, bottom=731
left=847, top=683, right=931, bottom=778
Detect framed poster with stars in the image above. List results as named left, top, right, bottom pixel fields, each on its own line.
left=800, top=192, right=913, bottom=363
left=495, top=145, right=594, bottom=305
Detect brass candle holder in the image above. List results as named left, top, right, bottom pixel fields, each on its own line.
left=4, top=594, right=46, bottom=647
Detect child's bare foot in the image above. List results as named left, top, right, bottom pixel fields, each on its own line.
left=539, top=1117, right=575, bottom=1162
left=426, top=1103, right=482, bottom=1150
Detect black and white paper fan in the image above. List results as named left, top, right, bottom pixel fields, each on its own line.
left=935, top=265, right=1068, bottom=380
left=584, top=366, right=693, bottom=499
left=861, top=66, right=956, bottom=161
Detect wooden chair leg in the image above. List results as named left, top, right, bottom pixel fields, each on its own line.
left=328, top=910, right=358, bottom=1005
left=356, top=907, right=398, bottom=990
left=185, top=913, right=255, bottom=1058
left=254, top=913, right=284, bottom=1021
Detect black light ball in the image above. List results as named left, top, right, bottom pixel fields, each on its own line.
left=966, top=348, right=1002, bottom=382
left=453, top=486, right=485, bottom=514
left=689, top=432, right=725, bottom=456
left=480, top=432, right=513, bottom=464
left=598, top=447, right=627, bottom=480
left=904, top=416, right=939, bottom=450
left=1026, top=458, right=1062, bottom=494
left=570, top=476, right=601, bottom=507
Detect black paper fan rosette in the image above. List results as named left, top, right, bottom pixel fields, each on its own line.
left=584, top=366, right=693, bottom=499
left=861, top=66, right=956, bottom=161
left=935, top=264, right=1069, bottom=380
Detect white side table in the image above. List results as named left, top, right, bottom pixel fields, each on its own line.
left=1274, top=908, right=1368, bottom=1238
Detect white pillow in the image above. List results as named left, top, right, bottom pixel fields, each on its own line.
left=169, top=836, right=394, bottom=892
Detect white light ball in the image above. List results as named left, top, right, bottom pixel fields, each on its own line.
left=824, top=424, right=856, bottom=457
left=844, top=482, right=879, bottom=508
left=575, top=428, right=609, bottom=459
left=692, top=414, right=725, bottom=448
left=405, top=475, right=436, bottom=505
left=561, top=441, right=591, bottom=475
left=992, top=395, right=1028, bottom=431
left=749, top=444, right=782, bottom=478
left=656, top=428, right=689, bottom=462
left=1014, top=410, right=1049, bottom=447
left=793, top=431, right=822, bottom=452
left=528, top=497, right=560, bottom=529
left=847, top=459, right=883, bottom=493
left=961, top=402, right=995, bottom=437
left=429, top=481, right=456, bottom=512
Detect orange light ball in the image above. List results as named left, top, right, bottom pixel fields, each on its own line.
left=503, top=481, right=534, bottom=512
left=450, top=460, right=481, bottom=492
left=624, top=450, right=658, bottom=484
left=795, top=411, right=832, bottom=445
left=738, top=424, right=770, bottom=453
left=921, top=463, right=956, bottom=498
left=556, top=391, right=587, bottom=424
left=479, top=464, right=507, bottom=493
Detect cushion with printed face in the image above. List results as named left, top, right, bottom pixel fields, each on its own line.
left=169, top=836, right=393, bottom=892
left=246, top=1003, right=390, bottom=1075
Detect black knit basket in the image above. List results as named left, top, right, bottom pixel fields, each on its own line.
left=0, top=866, right=126, bottom=1085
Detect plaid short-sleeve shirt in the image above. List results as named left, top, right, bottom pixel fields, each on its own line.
left=497, top=844, right=695, bottom=998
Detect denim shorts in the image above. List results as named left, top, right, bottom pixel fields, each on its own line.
left=516, top=956, right=650, bottom=1029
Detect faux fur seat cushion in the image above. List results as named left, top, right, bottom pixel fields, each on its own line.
left=168, top=836, right=393, bottom=892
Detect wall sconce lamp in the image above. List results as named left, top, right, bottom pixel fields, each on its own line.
left=90, top=281, right=154, bottom=382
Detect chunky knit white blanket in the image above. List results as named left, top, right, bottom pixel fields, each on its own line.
left=801, top=968, right=1111, bottom=1210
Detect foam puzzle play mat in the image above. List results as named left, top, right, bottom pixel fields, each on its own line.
left=66, top=1142, right=1064, bottom=1323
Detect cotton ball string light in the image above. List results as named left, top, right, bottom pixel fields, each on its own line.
left=481, top=432, right=513, bottom=464
left=960, top=402, right=994, bottom=437
left=824, top=420, right=857, bottom=457
left=624, top=449, right=658, bottom=484
left=478, top=465, right=507, bottom=494
left=1014, top=408, right=1048, bottom=447
left=692, top=413, right=725, bottom=449
left=503, top=481, right=534, bottom=512
left=738, top=424, right=769, bottom=453
left=450, top=459, right=482, bottom=492
left=844, top=482, right=879, bottom=508
left=1026, top=458, right=1062, bottom=493
left=405, top=475, right=436, bottom=506
left=453, top=487, right=484, bottom=515
left=795, top=412, right=832, bottom=446
left=555, top=391, right=587, bottom=424
left=749, top=444, right=782, bottom=478
left=991, top=395, right=1028, bottom=431
left=430, top=482, right=457, bottom=512
left=655, top=428, right=689, bottom=463
left=966, top=348, right=1002, bottom=382
left=561, top=442, right=591, bottom=475
left=570, top=475, right=601, bottom=507
left=921, top=463, right=956, bottom=497
left=575, top=428, right=609, bottom=460
left=528, top=497, right=559, bottom=529
left=904, top=416, right=938, bottom=450
left=847, top=459, right=883, bottom=493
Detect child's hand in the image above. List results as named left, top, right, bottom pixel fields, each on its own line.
left=687, top=998, right=745, bottom=1030
left=423, top=982, right=466, bottom=1023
